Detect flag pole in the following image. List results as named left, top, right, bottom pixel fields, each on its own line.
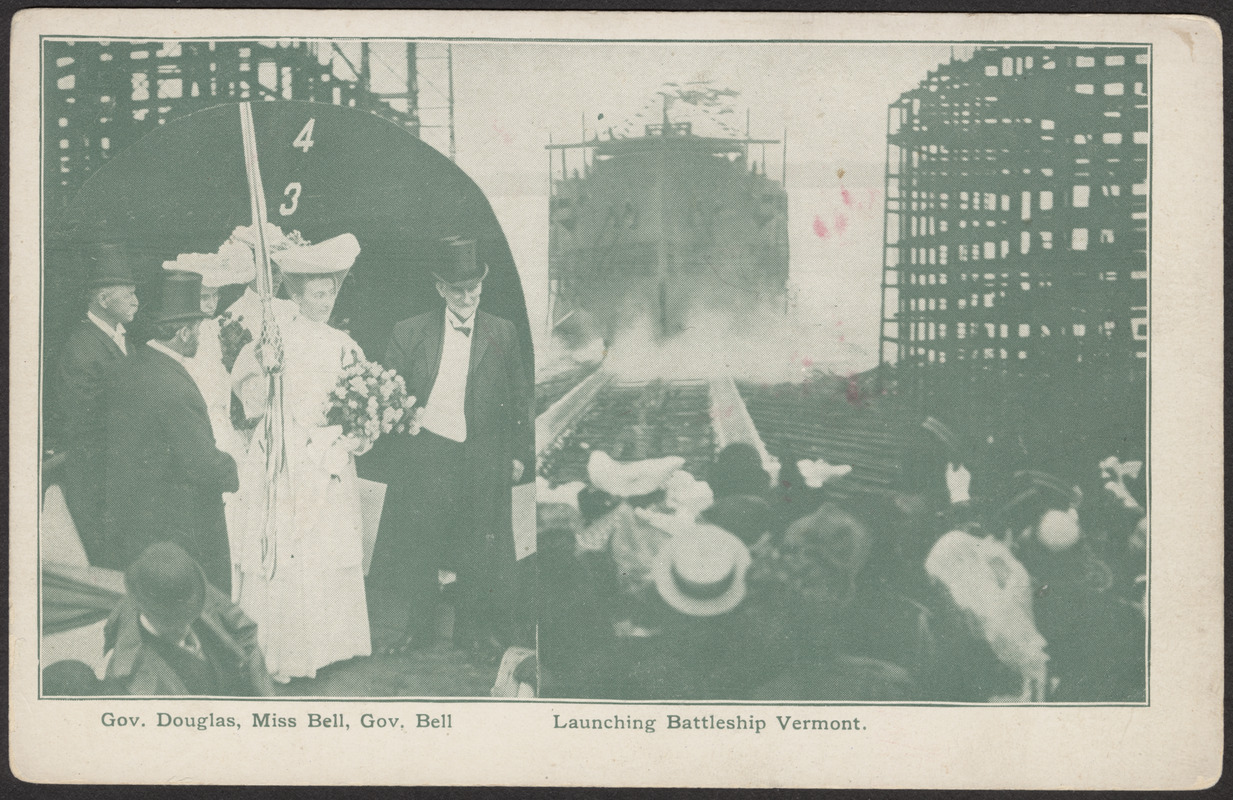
left=239, top=102, right=286, bottom=581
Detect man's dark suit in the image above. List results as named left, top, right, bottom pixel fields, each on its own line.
left=367, top=307, right=533, bottom=647
left=55, top=319, right=131, bottom=564
left=102, top=345, right=238, bottom=592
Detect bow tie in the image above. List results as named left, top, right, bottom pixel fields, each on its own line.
left=452, top=325, right=472, bottom=337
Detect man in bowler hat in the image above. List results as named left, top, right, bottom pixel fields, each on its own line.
left=104, top=541, right=275, bottom=696
left=102, top=271, right=238, bottom=591
left=368, top=237, right=533, bottom=660
left=54, top=243, right=139, bottom=564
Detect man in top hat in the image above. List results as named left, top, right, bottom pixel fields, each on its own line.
left=103, top=541, right=275, bottom=696
left=161, top=250, right=253, bottom=459
left=101, top=271, right=239, bottom=591
left=368, top=237, right=533, bottom=659
left=54, top=243, right=140, bottom=564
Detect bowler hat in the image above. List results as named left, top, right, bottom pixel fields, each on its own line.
left=432, top=237, right=489, bottom=286
left=707, top=443, right=770, bottom=499
left=85, top=242, right=137, bottom=288
left=124, top=542, right=207, bottom=638
left=148, top=270, right=209, bottom=327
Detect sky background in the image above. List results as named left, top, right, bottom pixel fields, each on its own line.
left=354, top=41, right=956, bottom=374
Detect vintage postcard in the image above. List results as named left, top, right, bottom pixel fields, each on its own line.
left=9, top=9, right=1223, bottom=788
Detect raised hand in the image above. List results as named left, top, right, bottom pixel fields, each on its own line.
left=945, top=462, right=972, bottom=505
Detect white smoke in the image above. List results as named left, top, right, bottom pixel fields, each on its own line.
left=602, top=303, right=873, bottom=385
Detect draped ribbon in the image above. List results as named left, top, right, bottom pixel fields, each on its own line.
left=239, top=102, right=288, bottom=582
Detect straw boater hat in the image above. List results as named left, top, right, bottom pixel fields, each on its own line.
left=124, top=541, right=207, bottom=637
left=653, top=523, right=751, bottom=617
left=147, top=271, right=210, bottom=327
left=84, top=242, right=137, bottom=288
left=162, top=251, right=252, bottom=289
left=432, top=237, right=489, bottom=287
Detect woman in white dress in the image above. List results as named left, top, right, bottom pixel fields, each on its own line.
left=231, top=233, right=371, bottom=682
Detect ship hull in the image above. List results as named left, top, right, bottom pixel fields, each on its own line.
left=549, top=137, right=788, bottom=343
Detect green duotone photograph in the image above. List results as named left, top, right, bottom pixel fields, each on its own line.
left=39, top=38, right=1147, bottom=704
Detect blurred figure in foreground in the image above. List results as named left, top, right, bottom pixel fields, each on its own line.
left=104, top=541, right=275, bottom=696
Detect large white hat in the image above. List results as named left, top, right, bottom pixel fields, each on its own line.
left=652, top=523, right=750, bottom=617
left=162, top=251, right=251, bottom=289
left=271, top=233, right=361, bottom=275
left=214, top=240, right=258, bottom=285
left=226, top=222, right=297, bottom=253
left=663, top=469, right=714, bottom=518
left=587, top=451, right=684, bottom=498
left=797, top=457, right=853, bottom=489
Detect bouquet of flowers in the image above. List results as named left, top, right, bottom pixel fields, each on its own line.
left=324, top=353, right=422, bottom=447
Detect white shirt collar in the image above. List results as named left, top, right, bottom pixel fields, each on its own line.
left=446, top=308, right=476, bottom=333
left=146, top=339, right=186, bottom=366
left=139, top=614, right=202, bottom=656
left=446, top=307, right=473, bottom=328
left=87, top=310, right=125, bottom=339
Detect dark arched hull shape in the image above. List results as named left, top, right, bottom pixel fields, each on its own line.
left=45, top=100, right=532, bottom=421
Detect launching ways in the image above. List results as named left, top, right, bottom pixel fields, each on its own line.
left=535, top=368, right=907, bottom=495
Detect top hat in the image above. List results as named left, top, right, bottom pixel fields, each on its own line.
left=431, top=237, right=489, bottom=287
left=85, top=242, right=137, bottom=289
left=653, top=523, right=751, bottom=617
left=148, top=270, right=209, bottom=327
left=124, top=541, right=207, bottom=637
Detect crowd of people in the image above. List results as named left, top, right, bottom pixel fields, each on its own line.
left=44, top=231, right=533, bottom=696
left=534, top=423, right=1148, bottom=703
left=42, top=227, right=1146, bottom=703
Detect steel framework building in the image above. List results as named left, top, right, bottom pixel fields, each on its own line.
left=879, top=46, right=1149, bottom=409
left=43, top=38, right=456, bottom=221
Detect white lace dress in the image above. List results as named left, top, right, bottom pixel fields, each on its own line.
left=231, top=313, right=372, bottom=682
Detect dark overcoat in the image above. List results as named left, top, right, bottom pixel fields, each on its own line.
left=54, top=319, right=131, bottom=562
left=103, top=585, right=275, bottom=697
left=102, top=345, right=238, bottom=591
left=383, top=308, right=533, bottom=467
left=367, top=307, right=533, bottom=599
